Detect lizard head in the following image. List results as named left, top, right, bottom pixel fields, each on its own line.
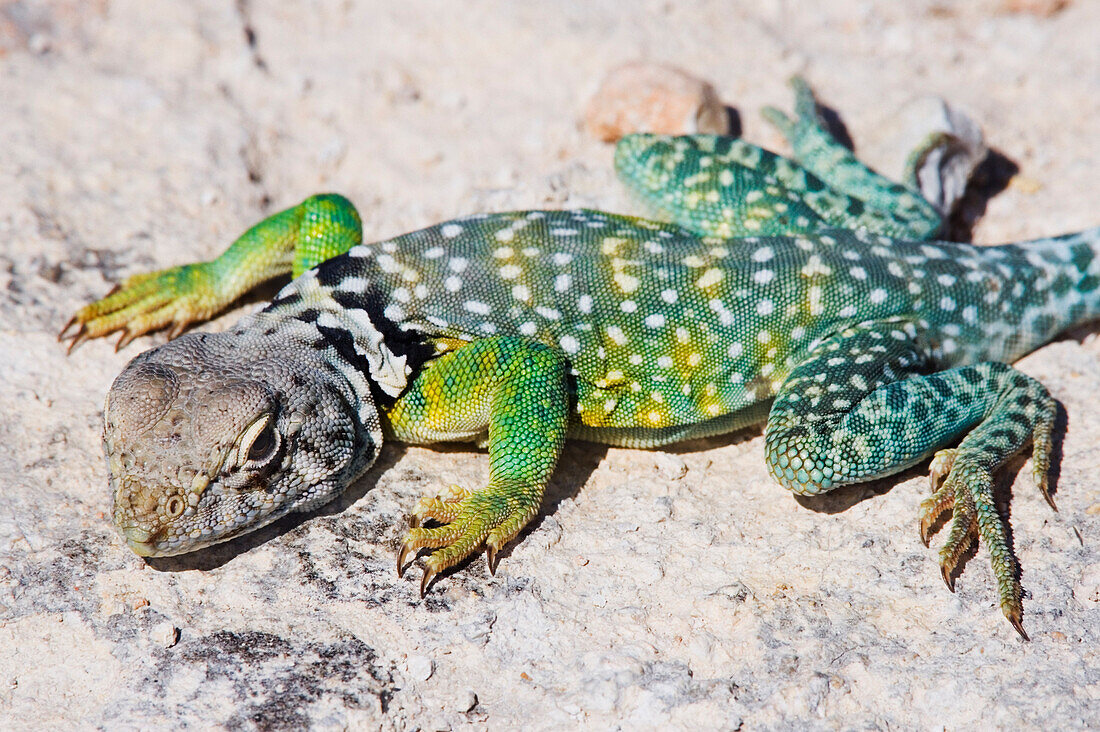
left=104, top=329, right=380, bottom=557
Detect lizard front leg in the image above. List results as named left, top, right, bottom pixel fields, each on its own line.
left=60, top=193, right=362, bottom=350
left=387, top=337, right=570, bottom=595
left=764, top=321, right=1055, bottom=639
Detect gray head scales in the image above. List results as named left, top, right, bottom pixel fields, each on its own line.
left=105, top=326, right=381, bottom=557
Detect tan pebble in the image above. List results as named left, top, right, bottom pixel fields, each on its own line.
left=132, top=598, right=150, bottom=610
left=584, top=62, right=728, bottom=142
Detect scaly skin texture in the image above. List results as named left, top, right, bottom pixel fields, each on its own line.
left=65, top=79, right=1100, bottom=638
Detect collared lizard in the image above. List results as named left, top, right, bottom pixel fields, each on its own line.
left=63, top=78, right=1099, bottom=639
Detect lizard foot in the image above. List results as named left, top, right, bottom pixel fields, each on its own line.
left=396, top=482, right=541, bottom=596
left=760, top=76, right=825, bottom=145
left=60, top=262, right=220, bottom=352
left=918, top=434, right=1054, bottom=641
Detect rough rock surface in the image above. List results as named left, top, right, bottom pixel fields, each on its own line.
left=1, top=1, right=1098, bottom=729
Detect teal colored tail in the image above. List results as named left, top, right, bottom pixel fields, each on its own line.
left=994, top=226, right=1100, bottom=354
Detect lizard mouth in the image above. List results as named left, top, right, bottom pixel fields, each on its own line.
left=118, top=524, right=162, bottom=557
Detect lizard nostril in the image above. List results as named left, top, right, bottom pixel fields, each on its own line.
left=140, top=492, right=159, bottom=516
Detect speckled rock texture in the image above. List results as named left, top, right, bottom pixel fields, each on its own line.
left=1, top=1, right=1098, bottom=729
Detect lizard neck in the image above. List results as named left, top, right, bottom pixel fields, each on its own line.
left=249, top=263, right=433, bottom=419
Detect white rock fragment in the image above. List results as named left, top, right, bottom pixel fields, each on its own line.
left=653, top=453, right=688, bottom=481
left=152, top=621, right=179, bottom=648
left=406, top=653, right=434, bottom=681
left=1073, top=563, right=1100, bottom=607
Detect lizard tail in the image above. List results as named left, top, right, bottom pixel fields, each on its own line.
left=1009, top=225, right=1100, bottom=338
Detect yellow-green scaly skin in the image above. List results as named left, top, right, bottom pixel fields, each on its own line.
left=66, top=79, right=1100, bottom=637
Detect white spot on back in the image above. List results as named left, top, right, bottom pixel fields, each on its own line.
left=464, top=300, right=491, bottom=315
left=606, top=325, right=628, bottom=345
left=696, top=268, right=724, bottom=289
left=536, top=306, right=561, bottom=320
left=752, top=246, right=774, bottom=263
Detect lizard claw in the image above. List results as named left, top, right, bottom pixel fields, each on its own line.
left=941, top=563, right=956, bottom=593
left=420, top=566, right=437, bottom=598
left=396, top=541, right=414, bottom=578
left=64, top=327, right=91, bottom=355
left=1008, top=613, right=1030, bottom=642
left=167, top=320, right=190, bottom=341
left=58, top=315, right=78, bottom=342
left=115, top=328, right=138, bottom=352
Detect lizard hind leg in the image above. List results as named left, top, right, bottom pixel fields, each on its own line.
left=762, top=76, right=943, bottom=239
left=918, top=376, right=1056, bottom=639
left=765, top=323, right=1057, bottom=638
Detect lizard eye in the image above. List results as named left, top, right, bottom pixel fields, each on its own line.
left=166, top=495, right=186, bottom=518
left=240, top=415, right=278, bottom=464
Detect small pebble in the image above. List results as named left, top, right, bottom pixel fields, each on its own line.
left=1074, top=563, right=1100, bottom=606
left=153, top=621, right=179, bottom=648
left=406, top=653, right=434, bottom=681
left=462, top=690, right=479, bottom=712
left=584, top=62, right=728, bottom=142
left=653, top=453, right=688, bottom=480
left=28, top=34, right=52, bottom=55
